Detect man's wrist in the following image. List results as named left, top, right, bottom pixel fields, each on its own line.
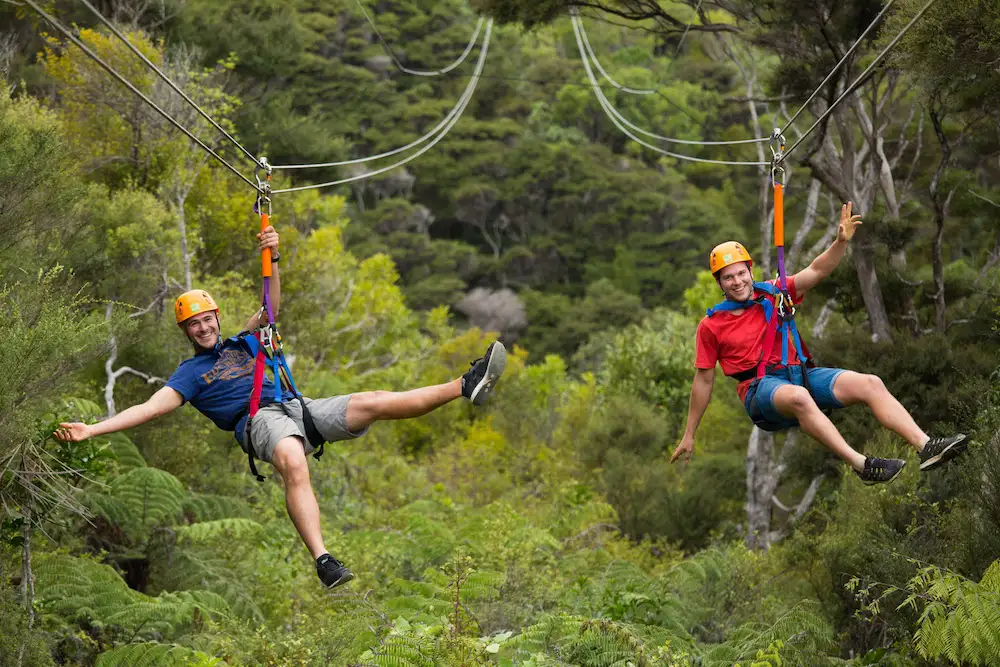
left=270, top=250, right=281, bottom=263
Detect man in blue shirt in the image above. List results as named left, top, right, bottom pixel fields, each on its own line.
left=55, top=225, right=507, bottom=589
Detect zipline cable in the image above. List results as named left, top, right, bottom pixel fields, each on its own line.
left=271, top=20, right=491, bottom=194
left=782, top=0, right=939, bottom=161
left=577, top=16, right=768, bottom=146
left=572, top=15, right=768, bottom=166
left=354, top=0, right=485, bottom=77
left=25, top=0, right=260, bottom=193
left=76, top=0, right=261, bottom=169
left=779, top=0, right=897, bottom=136
left=272, top=21, right=490, bottom=171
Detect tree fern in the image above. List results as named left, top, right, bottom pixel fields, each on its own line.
left=358, top=635, right=442, bottom=667
left=95, top=642, right=219, bottom=666
left=34, top=554, right=230, bottom=638
left=176, top=518, right=263, bottom=543
left=84, top=467, right=188, bottom=538
left=153, top=545, right=263, bottom=622
left=700, top=604, right=834, bottom=667
left=182, top=493, right=251, bottom=522
left=101, top=431, right=146, bottom=470
left=900, top=559, right=1000, bottom=665
left=502, top=615, right=661, bottom=667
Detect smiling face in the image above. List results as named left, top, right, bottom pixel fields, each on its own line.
left=716, top=262, right=754, bottom=302
left=183, top=311, right=221, bottom=352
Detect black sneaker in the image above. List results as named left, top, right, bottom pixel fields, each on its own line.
left=855, top=457, right=906, bottom=486
left=461, top=341, right=507, bottom=406
left=316, top=554, right=354, bottom=589
left=919, top=433, right=968, bottom=471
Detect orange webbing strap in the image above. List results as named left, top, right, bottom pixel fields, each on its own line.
left=773, top=182, right=784, bottom=248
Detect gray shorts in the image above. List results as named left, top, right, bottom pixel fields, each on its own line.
left=241, top=395, right=369, bottom=463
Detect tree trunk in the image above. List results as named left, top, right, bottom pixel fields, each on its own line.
left=17, top=504, right=34, bottom=667
left=929, top=111, right=952, bottom=334
left=744, top=427, right=776, bottom=550
left=852, top=242, right=893, bottom=343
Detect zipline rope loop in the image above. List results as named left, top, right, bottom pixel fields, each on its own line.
left=23, top=0, right=261, bottom=195
left=572, top=14, right=768, bottom=167
left=270, top=20, right=492, bottom=194
left=77, top=0, right=260, bottom=169
left=576, top=16, right=769, bottom=147
left=354, top=0, right=484, bottom=77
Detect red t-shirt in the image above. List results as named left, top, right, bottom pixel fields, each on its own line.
left=695, top=277, right=802, bottom=401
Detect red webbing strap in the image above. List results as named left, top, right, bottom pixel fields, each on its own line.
left=756, top=311, right=782, bottom=379
left=248, top=331, right=267, bottom=417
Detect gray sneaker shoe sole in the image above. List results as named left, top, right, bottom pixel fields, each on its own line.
left=919, top=434, right=968, bottom=471
left=470, top=342, right=507, bottom=406
left=321, top=570, right=354, bottom=590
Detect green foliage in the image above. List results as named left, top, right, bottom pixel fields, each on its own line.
left=95, top=642, right=220, bottom=667
left=896, top=560, right=1000, bottom=665
left=7, top=2, right=1000, bottom=665
left=35, top=554, right=230, bottom=638
left=87, top=467, right=188, bottom=539
left=0, top=581, right=55, bottom=667
left=594, top=308, right=697, bottom=428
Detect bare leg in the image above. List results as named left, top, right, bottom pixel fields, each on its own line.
left=832, top=371, right=928, bottom=451
left=270, top=436, right=327, bottom=559
left=772, top=384, right=867, bottom=471
left=345, top=379, right=463, bottom=433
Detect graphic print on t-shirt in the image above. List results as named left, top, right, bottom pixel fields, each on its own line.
left=201, top=346, right=255, bottom=385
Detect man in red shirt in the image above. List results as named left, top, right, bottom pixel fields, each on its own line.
left=670, top=203, right=966, bottom=485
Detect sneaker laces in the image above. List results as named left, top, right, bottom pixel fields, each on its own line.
left=317, top=554, right=342, bottom=569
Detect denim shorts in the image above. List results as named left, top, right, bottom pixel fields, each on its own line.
left=743, top=365, right=847, bottom=432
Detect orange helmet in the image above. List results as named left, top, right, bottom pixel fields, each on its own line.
left=709, top=241, right=753, bottom=275
left=174, top=290, right=219, bottom=325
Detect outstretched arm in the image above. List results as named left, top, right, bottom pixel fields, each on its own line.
left=54, top=386, right=184, bottom=442
left=670, top=368, right=716, bottom=465
left=245, top=225, right=281, bottom=331
left=791, top=202, right=863, bottom=295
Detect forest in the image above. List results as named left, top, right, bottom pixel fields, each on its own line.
left=2, top=0, right=1000, bottom=665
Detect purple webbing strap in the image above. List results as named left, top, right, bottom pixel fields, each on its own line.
left=776, top=246, right=789, bottom=292
left=262, top=276, right=275, bottom=325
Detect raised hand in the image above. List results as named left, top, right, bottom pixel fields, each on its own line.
left=837, top=201, right=863, bottom=243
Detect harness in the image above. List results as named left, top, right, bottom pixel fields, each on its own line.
left=706, top=281, right=816, bottom=391
left=241, top=158, right=326, bottom=481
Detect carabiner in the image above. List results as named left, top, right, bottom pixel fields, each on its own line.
left=254, top=156, right=273, bottom=215
left=769, top=128, right=787, bottom=187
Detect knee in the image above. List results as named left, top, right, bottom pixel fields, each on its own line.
left=349, top=390, right=392, bottom=422
left=784, top=386, right=816, bottom=414
left=861, top=373, right=887, bottom=399
left=272, top=441, right=309, bottom=485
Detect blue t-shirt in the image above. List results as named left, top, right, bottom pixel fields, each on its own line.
left=166, top=335, right=295, bottom=444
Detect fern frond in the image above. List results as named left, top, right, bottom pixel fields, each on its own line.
left=95, top=642, right=219, bottom=666
left=35, top=554, right=230, bottom=638
left=176, top=518, right=263, bottom=543
left=182, top=494, right=251, bottom=522
left=905, top=560, right=1000, bottom=665
left=102, top=432, right=146, bottom=470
